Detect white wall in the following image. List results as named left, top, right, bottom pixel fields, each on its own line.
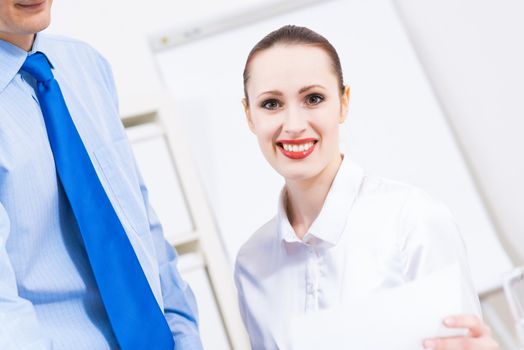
left=394, top=0, right=524, bottom=265
left=393, top=1, right=524, bottom=346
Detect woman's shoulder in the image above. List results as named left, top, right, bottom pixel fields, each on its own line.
left=359, top=171, right=448, bottom=211
left=361, top=171, right=415, bottom=196
left=358, top=172, right=467, bottom=277
left=356, top=171, right=457, bottom=236
left=362, top=173, right=461, bottom=246
left=236, top=217, right=279, bottom=259
left=235, top=216, right=279, bottom=271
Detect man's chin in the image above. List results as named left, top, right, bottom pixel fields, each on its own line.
left=27, top=16, right=52, bottom=33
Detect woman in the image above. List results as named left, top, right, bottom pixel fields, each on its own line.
left=234, top=25, right=499, bottom=350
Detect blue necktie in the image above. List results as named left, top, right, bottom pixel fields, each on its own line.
left=21, top=52, right=174, bottom=350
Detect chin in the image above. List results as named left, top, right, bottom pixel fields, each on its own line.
left=274, top=163, right=324, bottom=182
left=29, top=15, right=51, bottom=32
left=17, top=7, right=51, bottom=33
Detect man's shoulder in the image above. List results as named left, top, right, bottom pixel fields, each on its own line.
left=38, top=33, right=108, bottom=66
left=40, top=33, right=89, bottom=46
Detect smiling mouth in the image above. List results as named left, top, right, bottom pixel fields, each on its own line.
left=276, top=138, right=318, bottom=159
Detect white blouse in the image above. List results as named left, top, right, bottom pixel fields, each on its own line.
left=234, top=157, right=481, bottom=350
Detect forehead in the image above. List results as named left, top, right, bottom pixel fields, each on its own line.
left=248, top=44, right=338, bottom=94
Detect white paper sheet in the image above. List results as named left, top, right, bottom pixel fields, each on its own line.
left=288, top=263, right=477, bottom=350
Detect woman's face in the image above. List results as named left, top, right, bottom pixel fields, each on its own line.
left=244, top=44, right=349, bottom=182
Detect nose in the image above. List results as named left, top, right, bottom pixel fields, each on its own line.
left=283, top=105, right=307, bottom=136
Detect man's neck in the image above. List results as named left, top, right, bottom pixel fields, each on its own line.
left=0, top=32, right=35, bottom=51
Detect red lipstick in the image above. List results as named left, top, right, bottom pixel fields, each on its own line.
left=276, top=138, right=317, bottom=160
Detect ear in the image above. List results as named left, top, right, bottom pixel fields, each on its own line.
left=339, top=85, right=350, bottom=124
left=242, top=98, right=256, bottom=134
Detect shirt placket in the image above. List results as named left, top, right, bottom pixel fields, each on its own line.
left=305, top=241, right=322, bottom=313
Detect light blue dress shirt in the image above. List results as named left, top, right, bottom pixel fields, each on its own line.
left=0, top=33, right=203, bottom=350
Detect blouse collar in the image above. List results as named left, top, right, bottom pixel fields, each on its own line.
left=277, top=155, right=365, bottom=247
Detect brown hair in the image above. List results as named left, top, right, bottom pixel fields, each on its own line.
left=243, top=25, right=345, bottom=103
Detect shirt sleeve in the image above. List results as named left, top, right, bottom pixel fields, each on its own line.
left=93, top=50, right=120, bottom=114
left=0, top=203, right=53, bottom=349
left=397, top=189, right=482, bottom=316
left=233, top=259, right=249, bottom=333
left=234, top=253, right=263, bottom=350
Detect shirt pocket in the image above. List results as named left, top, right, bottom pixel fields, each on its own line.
left=93, top=138, right=150, bottom=237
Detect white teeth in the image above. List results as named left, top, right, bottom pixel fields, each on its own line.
left=281, top=141, right=315, bottom=152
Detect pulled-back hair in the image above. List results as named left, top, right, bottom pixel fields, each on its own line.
left=243, top=25, right=345, bottom=103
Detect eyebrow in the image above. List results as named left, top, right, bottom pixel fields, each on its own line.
left=256, top=84, right=326, bottom=99
left=256, top=90, right=283, bottom=99
left=298, top=84, right=326, bottom=94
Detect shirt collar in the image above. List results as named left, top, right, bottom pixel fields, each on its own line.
left=0, top=36, right=28, bottom=93
left=0, top=33, right=54, bottom=92
left=30, top=33, right=55, bottom=68
left=277, top=156, right=365, bottom=247
left=277, top=189, right=300, bottom=243
left=30, top=32, right=44, bottom=54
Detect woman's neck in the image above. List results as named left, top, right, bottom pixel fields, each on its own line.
left=285, top=154, right=343, bottom=240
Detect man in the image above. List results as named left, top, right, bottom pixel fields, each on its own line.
left=0, top=0, right=203, bottom=349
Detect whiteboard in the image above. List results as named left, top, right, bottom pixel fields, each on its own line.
left=126, top=123, right=194, bottom=244
left=153, top=0, right=511, bottom=294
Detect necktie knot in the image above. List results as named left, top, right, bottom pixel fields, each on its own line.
left=21, top=52, right=54, bottom=83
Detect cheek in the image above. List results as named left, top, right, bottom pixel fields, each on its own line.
left=254, top=121, right=287, bottom=170
left=252, top=114, right=280, bottom=143
left=0, top=8, right=12, bottom=27
left=311, top=105, right=342, bottom=141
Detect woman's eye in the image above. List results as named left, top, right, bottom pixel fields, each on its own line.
left=261, top=99, right=281, bottom=110
left=305, top=94, right=324, bottom=106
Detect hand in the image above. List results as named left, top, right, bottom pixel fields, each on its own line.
left=422, top=314, right=500, bottom=350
